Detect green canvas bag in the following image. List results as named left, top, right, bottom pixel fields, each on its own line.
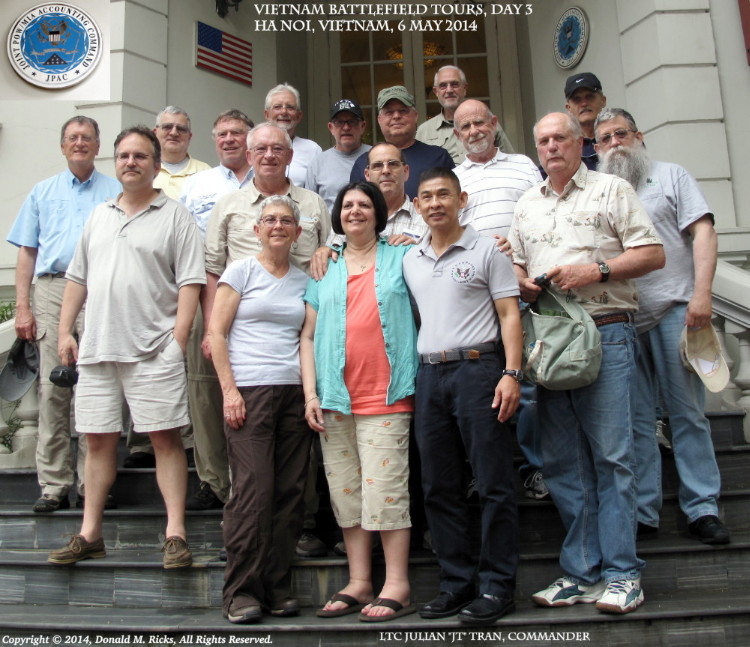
left=521, top=288, right=602, bottom=390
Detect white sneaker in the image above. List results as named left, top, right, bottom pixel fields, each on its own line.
left=596, top=578, right=644, bottom=614
left=532, top=577, right=606, bottom=607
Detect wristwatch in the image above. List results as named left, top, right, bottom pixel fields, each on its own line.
left=598, top=262, right=610, bottom=283
left=502, top=369, right=523, bottom=382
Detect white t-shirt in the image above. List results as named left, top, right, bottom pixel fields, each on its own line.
left=218, top=256, right=308, bottom=386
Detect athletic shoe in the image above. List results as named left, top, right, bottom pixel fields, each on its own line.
left=532, top=577, right=605, bottom=607
left=596, top=578, right=644, bottom=614
left=523, top=470, right=550, bottom=500
left=32, top=494, right=70, bottom=513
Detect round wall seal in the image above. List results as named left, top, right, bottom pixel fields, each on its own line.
left=553, top=7, right=589, bottom=70
left=7, top=3, right=102, bottom=89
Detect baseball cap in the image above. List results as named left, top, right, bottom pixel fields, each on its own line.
left=564, top=72, right=603, bottom=98
left=0, top=338, right=39, bottom=402
left=679, top=325, right=730, bottom=393
left=377, top=86, right=415, bottom=111
left=330, top=99, right=364, bottom=121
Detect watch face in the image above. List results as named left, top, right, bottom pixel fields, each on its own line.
left=553, top=7, right=589, bottom=70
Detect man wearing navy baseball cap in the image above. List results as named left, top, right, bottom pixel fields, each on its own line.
left=564, top=72, right=606, bottom=170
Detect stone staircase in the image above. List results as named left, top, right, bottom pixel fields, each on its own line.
left=0, top=411, right=748, bottom=646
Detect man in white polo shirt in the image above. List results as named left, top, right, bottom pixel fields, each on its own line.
left=403, top=167, right=523, bottom=627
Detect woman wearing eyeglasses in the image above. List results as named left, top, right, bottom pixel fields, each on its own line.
left=208, top=195, right=312, bottom=625
left=301, top=181, right=419, bottom=622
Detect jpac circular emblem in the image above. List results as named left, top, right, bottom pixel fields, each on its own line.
left=553, top=7, right=589, bottom=70
left=7, top=3, right=102, bottom=89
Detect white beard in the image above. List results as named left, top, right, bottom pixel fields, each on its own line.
left=600, top=144, right=651, bottom=190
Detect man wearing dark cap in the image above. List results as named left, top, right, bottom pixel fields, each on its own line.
left=306, top=99, right=371, bottom=212
left=564, top=72, right=606, bottom=170
left=350, top=85, right=454, bottom=198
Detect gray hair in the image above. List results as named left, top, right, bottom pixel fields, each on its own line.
left=265, top=83, right=301, bottom=111
left=533, top=112, right=582, bottom=144
left=594, top=108, right=639, bottom=138
left=60, top=116, right=100, bottom=145
left=258, top=195, right=300, bottom=223
left=246, top=122, right=293, bottom=149
left=156, top=106, right=191, bottom=131
left=433, top=65, right=467, bottom=87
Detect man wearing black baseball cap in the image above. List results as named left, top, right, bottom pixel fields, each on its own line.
left=306, top=99, right=371, bottom=213
left=564, top=72, right=606, bottom=170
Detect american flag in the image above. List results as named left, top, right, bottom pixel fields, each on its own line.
left=196, top=22, right=252, bottom=86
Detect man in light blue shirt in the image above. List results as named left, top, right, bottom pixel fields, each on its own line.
left=7, top=116, right=121, bottom=513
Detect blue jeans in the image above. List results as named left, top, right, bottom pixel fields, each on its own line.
left=538, top=321, right=644, bottom=584
left=633, top=304, right=721, bottom=525
left=415, top=355, right=519, bottom=598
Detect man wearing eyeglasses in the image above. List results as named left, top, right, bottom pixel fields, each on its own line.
left=152, top=106, right=210, bottom=200
left=306, top=99, right=371, bottom=213
left=264, top=83, right=322, bottom=189
left=416, top=65, right=515, bottom=165
left=595, top=108, right=730, bottom=547
left=350, top=86, right=454, bottom=199
left=7, top=116, right=121, bottom=514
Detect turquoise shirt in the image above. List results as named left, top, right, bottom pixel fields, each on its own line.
left=304, top=239, right=418, bottom=415
left=7, top=169, right=121, bottom=276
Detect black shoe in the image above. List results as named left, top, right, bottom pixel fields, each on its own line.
left=688, top=515, right=730, bottom=545
left=458, top=594, right=515, bottom=626
left=122, top=451, right=156, bottom=468
left=637, top=522, right=659, bottom=539
left=218, top=548, right=227, bottom=561
left=419, top=591, right=474, bottom=619
left=76, top=494, right=117, bottom=510
left=295, top=531, right=328, bottom=558
left=185, top=447, right=195, bottom=468
left=32, top=494, right=70, bottom=513
left=186, top=482, right=224, bottom=510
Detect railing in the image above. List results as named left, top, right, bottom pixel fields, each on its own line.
left=712, top=259, right=750, bottom=442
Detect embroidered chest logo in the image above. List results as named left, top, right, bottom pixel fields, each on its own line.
left=450, top=261, right=476, bottom=284
left=7, top=3, right=102, bottom=89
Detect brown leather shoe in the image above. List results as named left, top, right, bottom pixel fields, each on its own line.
left=162, top=536, right=192, bottom=569
left=48, top=534, right=106, bottom=565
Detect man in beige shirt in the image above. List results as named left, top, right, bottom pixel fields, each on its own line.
left=510, top=112, right=664, bottom=616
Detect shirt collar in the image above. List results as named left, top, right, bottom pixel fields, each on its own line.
left=65, top=167, right=96, bottom=187
left=416, top=224, right=478, bottom=258
left=540, top=162, right=588, bottom=197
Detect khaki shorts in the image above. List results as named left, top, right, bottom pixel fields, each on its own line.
left=76, top=337, right=189, bottom=434
left=321, top=411, right=411, bottom=531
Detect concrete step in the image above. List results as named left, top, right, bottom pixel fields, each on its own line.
left=0, top=530, right=747, bottom=609
left=0, top=591, right=748, bottom=646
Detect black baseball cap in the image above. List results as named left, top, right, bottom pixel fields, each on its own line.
left=564, top=72, right=603, bottom=98
left=329, top=99, right=364, bottom=121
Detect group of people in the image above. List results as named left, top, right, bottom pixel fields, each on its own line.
left=7, top=65, right=730, bottom=626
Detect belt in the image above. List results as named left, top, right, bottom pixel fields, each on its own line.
left=592, top=313, right=630, bottom=327
left=38, top=272, right=67, bottom=279
left=419, top=342, right=497, bottom=365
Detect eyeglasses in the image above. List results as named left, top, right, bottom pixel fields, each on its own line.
left=437, top=81, right=463, bottom=90
left=270, top=104, right=299, bottom=112
left=65, top=134, right=94, bottom=143
left=260, top=216, right=297, bottom=227
left=252, top=145, right=288, bottom=157
left=157, top=123, right=190, bottom=134
left=331, top=119, right=360, bottom=128
left=367, top=160, right=403, bottom=172
left=116, top=152, right=152, bottom=162
left=597, top=128, right=636, bottom=145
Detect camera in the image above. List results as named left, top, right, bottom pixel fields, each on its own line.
left=49, top=365, right=78, bottom=388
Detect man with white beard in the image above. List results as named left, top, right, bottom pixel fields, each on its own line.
left=453, top=100, right=541, bottom=240
left=595, top=108, right=730, bottom=546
